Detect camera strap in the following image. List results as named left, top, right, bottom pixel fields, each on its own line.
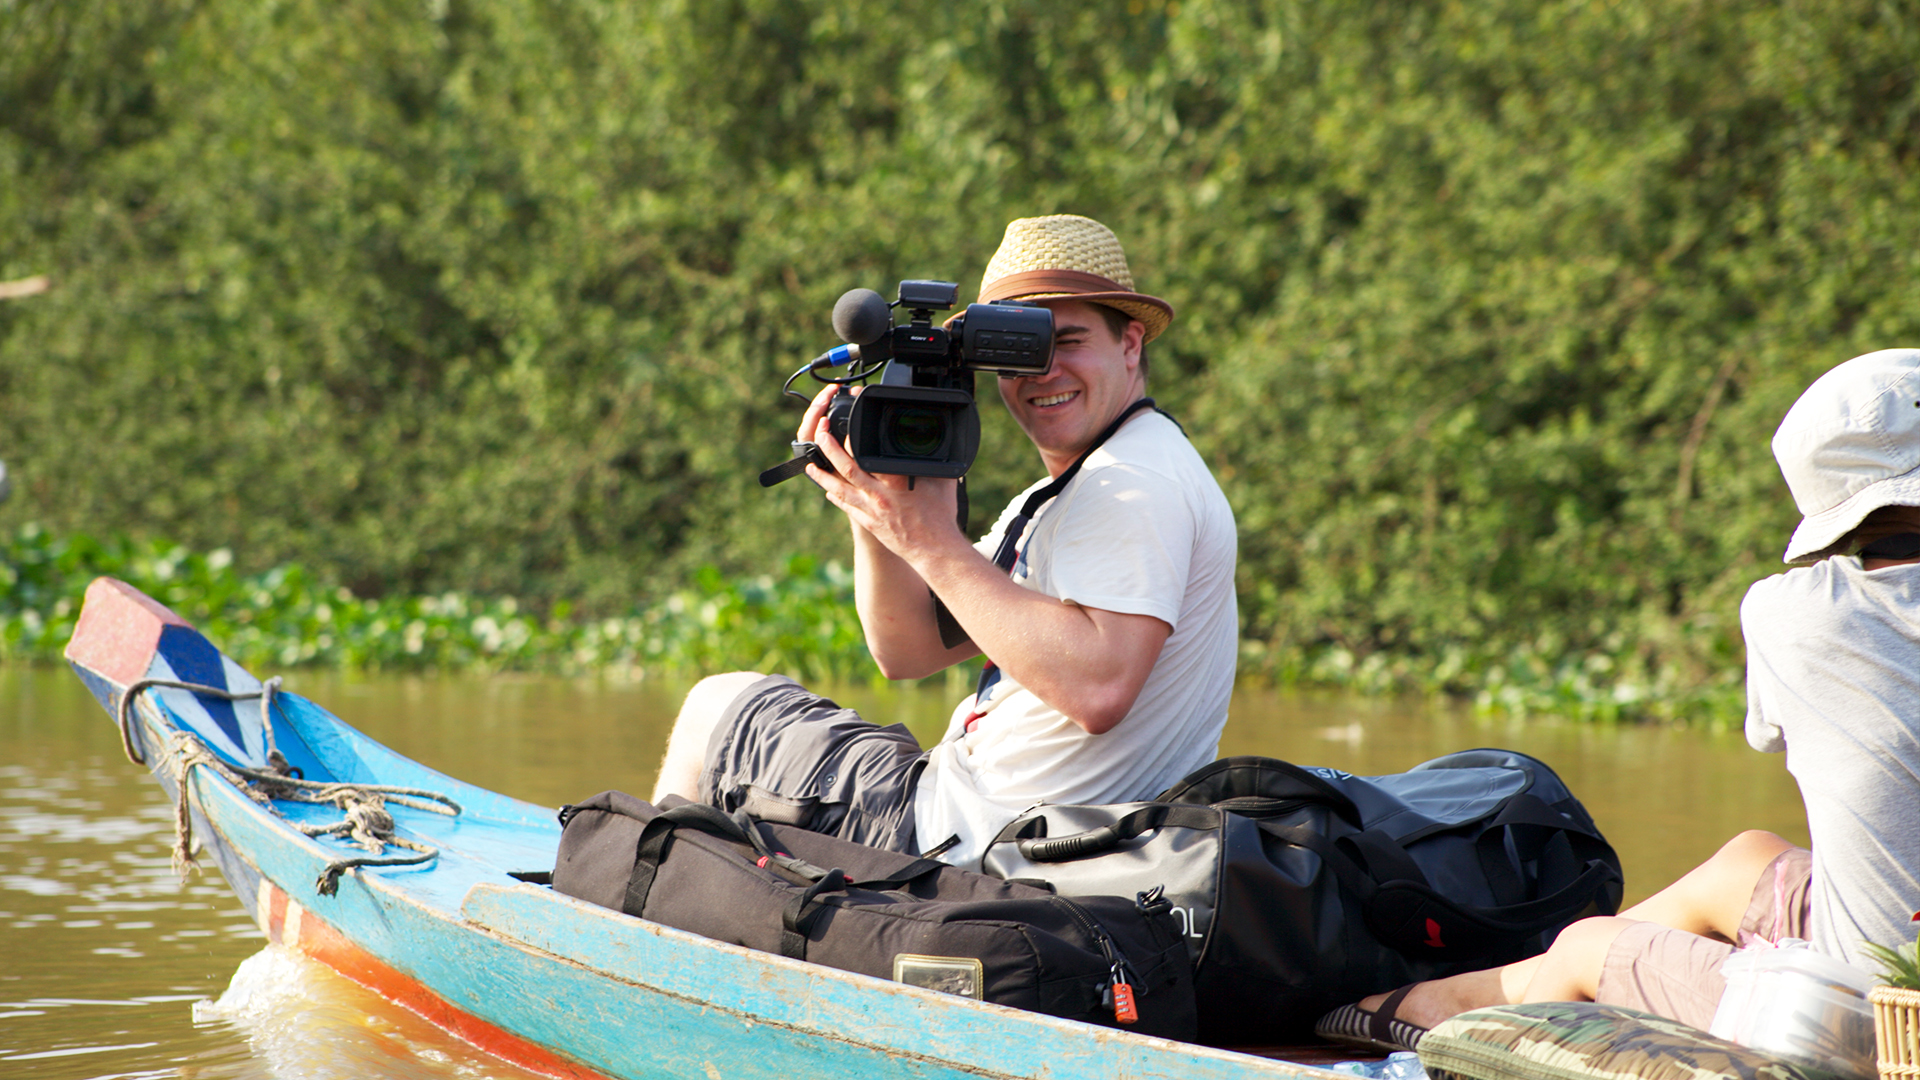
left=939, top=397, right=1176, bottom=727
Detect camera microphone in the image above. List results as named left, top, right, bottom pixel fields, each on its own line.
left=833, top=288, right=892, bottom=345
left=802, top=289, right=895, bottom=372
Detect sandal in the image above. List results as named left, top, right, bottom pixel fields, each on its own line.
left=1314, top=984, right=1430, bottom=1054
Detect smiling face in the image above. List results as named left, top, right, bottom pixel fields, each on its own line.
left=996, top=299, right=1148, bottom=478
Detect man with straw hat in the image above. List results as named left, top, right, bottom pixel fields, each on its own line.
left=652, top=214, right=1238, bottom=870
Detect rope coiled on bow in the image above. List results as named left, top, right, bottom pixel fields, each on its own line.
left=118, top=678, right=460, bottom=896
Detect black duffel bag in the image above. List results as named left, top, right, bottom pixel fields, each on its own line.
left=980, top=749, right=1623, bottom=1042
left=551, top=791, right=1197, bottom=1040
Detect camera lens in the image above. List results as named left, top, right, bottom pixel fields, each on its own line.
left=883, top=405, right=949, bottom=458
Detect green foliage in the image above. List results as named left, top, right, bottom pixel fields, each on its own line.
left=5, top=0, right=1918, bottom=721
left=0, top=524, right=882, bottom=684
left=1865, top=936, right=1920, bottom=991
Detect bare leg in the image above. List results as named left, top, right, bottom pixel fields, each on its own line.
left=1359, top=964, right=1531, bottom=1029
left=1616, top=830, right=1794, bottom=942
left=1515, top=916, right=1636, bottom=1003
left=1346, top=917, right=1626, bottom=1028
left=649, top=672, right=765, bottom=805
left=1349, top=830, right=1796, bottom=1029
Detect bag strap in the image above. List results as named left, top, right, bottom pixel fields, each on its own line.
left=1337, top=828, right=1429, bottom=889
left=726, top=808, right=949, bottom=891
left=842, top=858, right=952, bottom=892
left=619, top=802, right=757, bottom=916
left=1157, top=756, right=1365, bottom=827
left=780, top=868, right=848, bottom=960
left=935, top=397, right=1171, bottom=649
left=1472, top=793, right=1617, bottom=906
left=1267, top=819, right=1621, bottom=939
left=624, top=797, right=952, bottom=907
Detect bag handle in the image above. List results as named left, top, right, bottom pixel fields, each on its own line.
left=1012, top=804, right=1220, bottom=863
left=779, top=868, right=848, bottom=960
left=1265, top=819, right=1622, bottom=949
left=1156, top=756, right=1365, bottom=827
left=620, top=802, right=764, bottom=916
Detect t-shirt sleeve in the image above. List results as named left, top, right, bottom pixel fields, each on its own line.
left=1036, top=463, right=1192, bottom=629
left=1740, top=578, right=1788, bottom=754
left=1744, top=673, right=1787, bottom=753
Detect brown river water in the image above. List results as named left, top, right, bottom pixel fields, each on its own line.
left=0, top=663, right=1808, bottom=1079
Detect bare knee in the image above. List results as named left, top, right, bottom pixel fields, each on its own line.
left=1521, top=916, right=1635, bottom=1003
left=651, top=671, right=765, bottom=804
left=680, top=672, right=768, bottom=730
left=1620, top=830, right=1796, bottom=935
left=1715, top=830, right=1794, bottom=869
left=1691, top=830, right=1795, bottom=916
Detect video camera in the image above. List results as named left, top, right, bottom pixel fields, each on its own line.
left=759, top=281, right=1054, bottom=487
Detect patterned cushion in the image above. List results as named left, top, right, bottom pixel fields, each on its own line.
left=1418, top=1002, right=1844, bottom=1080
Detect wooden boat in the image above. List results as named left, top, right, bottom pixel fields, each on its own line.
left=63, top=577, right=1348, bottom=1080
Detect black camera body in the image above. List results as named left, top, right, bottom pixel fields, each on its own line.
left=760, top=280, right=1054, bottom=486
left=816, top=367, right=979, bottom=480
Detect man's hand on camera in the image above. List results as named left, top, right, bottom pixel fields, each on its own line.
left=802, top=400, right=966, bottom=563
left=795, top=384, right=842, bottom=447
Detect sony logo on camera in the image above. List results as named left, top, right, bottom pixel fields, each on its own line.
left=759, top=280, right=1055, bottom=488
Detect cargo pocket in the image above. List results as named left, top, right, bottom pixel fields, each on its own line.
left=817, top=760, right=916, bottom=849
left=736, top=784, right=817, bottom=827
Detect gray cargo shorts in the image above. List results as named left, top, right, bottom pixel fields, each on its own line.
left=698, top=674, right=928, bottom=854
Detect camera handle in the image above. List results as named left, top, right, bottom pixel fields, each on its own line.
left=758, top=441, right=829, bottom=488
left=759, top=441, right=970, bottom=539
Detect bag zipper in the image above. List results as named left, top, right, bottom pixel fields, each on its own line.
left=1049, top=896, right=1141, bottom=1024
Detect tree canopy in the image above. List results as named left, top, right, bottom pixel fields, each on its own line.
left=4, top=0, right=1917, bottom=714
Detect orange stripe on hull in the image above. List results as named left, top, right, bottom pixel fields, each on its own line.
left=262, top=881, right=613, bottom=1080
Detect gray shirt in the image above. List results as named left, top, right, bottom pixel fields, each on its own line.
left=1744, top=556, right=1920, bottom=971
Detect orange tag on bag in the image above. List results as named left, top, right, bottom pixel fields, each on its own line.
left=1111, top=982, right=1138, bottom=1024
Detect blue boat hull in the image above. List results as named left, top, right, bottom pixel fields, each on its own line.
left=65, top=578, right=1335, bottom=1080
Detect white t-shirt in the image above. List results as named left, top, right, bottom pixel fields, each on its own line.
left=1743, top=557, right=1920, bottom=972
left=911, top=410, right=1239, bottom=869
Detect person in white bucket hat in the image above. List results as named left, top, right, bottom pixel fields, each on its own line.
left=1775, top=348, right=1920, bottom=563
left=1317, top=348, right=1920, bottom=1053
left=648, top=215, right=1239, bottom=873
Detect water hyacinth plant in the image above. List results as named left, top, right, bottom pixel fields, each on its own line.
left=0, top=524, right=881, bottom=684
left=1, top=523, right=1745, bottom=723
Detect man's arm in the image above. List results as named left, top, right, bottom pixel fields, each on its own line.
left=801, top=392, right=1168, bottom=732
left=906, top=544, right=1171, bottom=734
left=789, top=385, right=978, bottom=677
left=850, top=518, right=982, bottom=679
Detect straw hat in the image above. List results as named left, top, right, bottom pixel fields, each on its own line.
left=976, top=215, right=1174, bottom=343
left=1774, top=348, right=1920, bottom=563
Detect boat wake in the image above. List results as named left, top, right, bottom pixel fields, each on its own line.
left=195, top=946, right=553, bottom=1080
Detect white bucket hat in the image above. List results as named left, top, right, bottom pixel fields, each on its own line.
left=1775, top=348, right=1920, bottom=563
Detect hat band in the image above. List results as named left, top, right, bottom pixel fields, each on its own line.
left=980, top=269, right=1130, bottom=303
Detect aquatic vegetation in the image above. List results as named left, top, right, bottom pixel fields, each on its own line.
left=1, top=525, right=1741, bottom=723
left=0, top=524, right=877, bottom=684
